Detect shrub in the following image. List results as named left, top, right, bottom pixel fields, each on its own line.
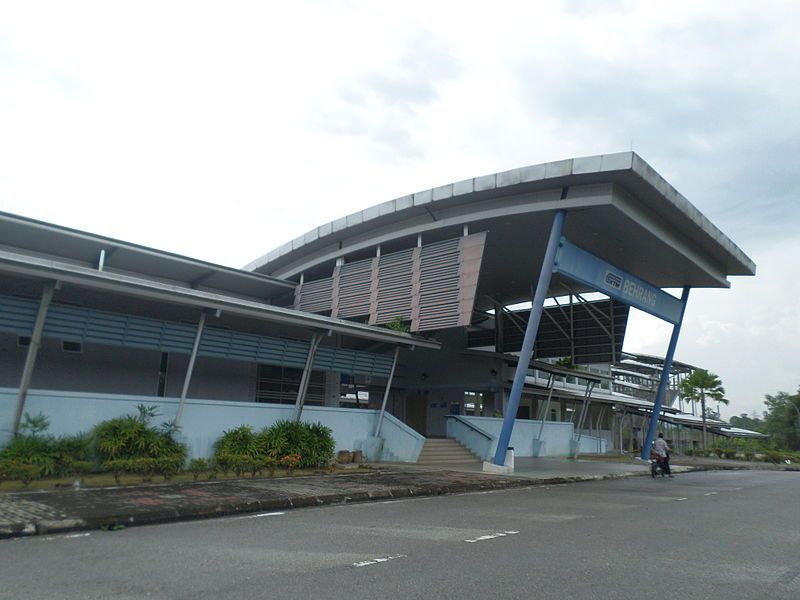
left=93, top=405, right=187, bottom=479
left=0, top=435, right=59, bottom=478
left=188, top=458, right=209, bottom=481
left=213, top=454, right=256, bottom=478
left=214, top=426, right=260, bottom=459
left=280, top=452, right=301, bottom=474
left=131, top=457, right=158, bottom=482
left=0, top=412, right=96, bottom=481
left=305, top=423, right=335, bottom=468
left=54, top=434, right=94, bottom=471
left=19, top=412, right=50, bottom=436
left=765, top=450, right=784, bottom=464
left=104, top=459, right=133, bottom=484
left=67, top=460, right=95, bottom=478
left=154, top=456, right=184, bottom=481
left=261, top=455, right=277, bottom=477
left=259, top=420, right=335, bottom=469
left=0, top=460, right=39, bottom=486
left=210, top=420, right=336, bottom=477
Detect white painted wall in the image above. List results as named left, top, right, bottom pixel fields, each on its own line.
left=0, top=387, right=423, bottom=462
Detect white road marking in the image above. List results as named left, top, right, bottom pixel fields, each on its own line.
left=353, top=554, right=407, bottom=568
left=675, top=497, right=688, bottom=501
left=236, top=512, right=285, bottom=519
left=465, top=530, right=520, bottom=543
left=703, top=492, right=718, bottom=496
left=38, top=532, right=92, bottom=542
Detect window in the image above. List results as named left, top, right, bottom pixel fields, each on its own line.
left=62, top=340, right=83, bottom=353
left=256, top=364, right=324, bottom=405
left=157, top=352, right=169, bottom=397
left=17, top=335, right=31, bottom=348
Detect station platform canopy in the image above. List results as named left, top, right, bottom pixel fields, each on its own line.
left=247, top=152, right=756, bottom=312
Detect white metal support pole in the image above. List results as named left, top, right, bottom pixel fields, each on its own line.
left=175, top=311, right=207, bottom=427
left=374, top=346, right=401, bottom=437
left=12, top=281, right=56, bottom=436
left=293, top=333, right=323, bottom=422
left=572, top=381, right=596, bottom=458
left=535, top=374, right=555, bottom=441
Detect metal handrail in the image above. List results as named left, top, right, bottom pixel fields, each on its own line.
left=444, top=415, right=493, bottom=441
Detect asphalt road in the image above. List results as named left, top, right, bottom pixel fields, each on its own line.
left=2, top=470, right=798, bottom=600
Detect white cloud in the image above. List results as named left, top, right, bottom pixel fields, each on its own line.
left=1, top=1, right=797, bottom=418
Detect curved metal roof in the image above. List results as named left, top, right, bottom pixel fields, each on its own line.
left=247, top=152, right=755, bottom=310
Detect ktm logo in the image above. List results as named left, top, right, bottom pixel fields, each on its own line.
left=604, top=271, right=623, bottom=289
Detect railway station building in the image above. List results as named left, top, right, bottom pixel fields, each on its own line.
left=0, top=152, right=758, bottom=466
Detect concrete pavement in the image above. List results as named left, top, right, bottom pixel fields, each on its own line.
left=0, top=455, right=787, bottom=539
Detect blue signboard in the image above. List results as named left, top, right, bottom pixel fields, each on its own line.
left=553, top=238, right=684, bottom=324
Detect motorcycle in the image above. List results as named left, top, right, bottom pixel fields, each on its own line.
left=650, top=451, right=668, bottom=478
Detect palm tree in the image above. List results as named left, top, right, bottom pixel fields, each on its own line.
left=679, top=369, right=726, bottom=450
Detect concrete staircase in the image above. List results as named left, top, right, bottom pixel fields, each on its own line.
left=416, top=437, right=481, bottom=466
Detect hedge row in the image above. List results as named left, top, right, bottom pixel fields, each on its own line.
left=0, top=410, right=336, bottom=486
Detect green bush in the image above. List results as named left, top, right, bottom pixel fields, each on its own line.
left=0, top=426, right=94, bottom=479
left=211, top=420, right=336, bottom=475
left=765, top=450, right=784, bottom=464
left=67, top=460, right=95, bottom=478
left=92, top=405, right=187, bottom=472
left=214, top=426, right=260, bottom=459
left=0, top=460, right=39, bottom=486
left=103, top=459, right=134, bottom=484
left=188, top=458, right=209, bottom=481
left=259, top=420, right=335, bottom=469
left=0, top=435, right=59, bottom=477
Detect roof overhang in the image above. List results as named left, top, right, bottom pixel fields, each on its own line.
left=0, top=248, right=440, bottom=350
left=0, top=210, right=295, bottom=302
left=248, top=152, right=755, bottom=309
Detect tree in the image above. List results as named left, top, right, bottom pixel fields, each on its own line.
left=680, top=369, right=726, bottom=450
left=728, top=412, right=764, bottom=433
left=761, top=388, right=800, bottom=450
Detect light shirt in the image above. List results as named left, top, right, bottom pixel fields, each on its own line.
left=654, top=438, right=669, bottom=458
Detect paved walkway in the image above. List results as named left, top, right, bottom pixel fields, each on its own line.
left=0, top=456, right=789, bottom=539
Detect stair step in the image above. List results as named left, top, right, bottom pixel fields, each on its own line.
left=417, top=437, right=481, bottom=464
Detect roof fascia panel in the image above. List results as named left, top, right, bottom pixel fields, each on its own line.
left=270, top=184, right=613, bottom=279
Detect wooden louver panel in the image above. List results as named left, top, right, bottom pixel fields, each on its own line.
left=294, top=278, right=333, bottom=314
left=372, top=248, right=414, bottom=325
left=335, top=257, right=374, bottom=318
left=289, top=232, right=486, bottom=333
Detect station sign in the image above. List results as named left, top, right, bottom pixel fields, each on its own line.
left=553, top=238, right=684, bottom=324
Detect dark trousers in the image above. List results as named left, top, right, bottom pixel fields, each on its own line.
left=661, top=455, right=672, bottom=476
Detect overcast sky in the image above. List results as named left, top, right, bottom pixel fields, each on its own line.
left=1, top=1, right=797, bottom=418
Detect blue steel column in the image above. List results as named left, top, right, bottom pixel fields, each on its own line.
left=640, top=286, right=690, bottom=460
left=493, top=209, right=567, bottom=465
